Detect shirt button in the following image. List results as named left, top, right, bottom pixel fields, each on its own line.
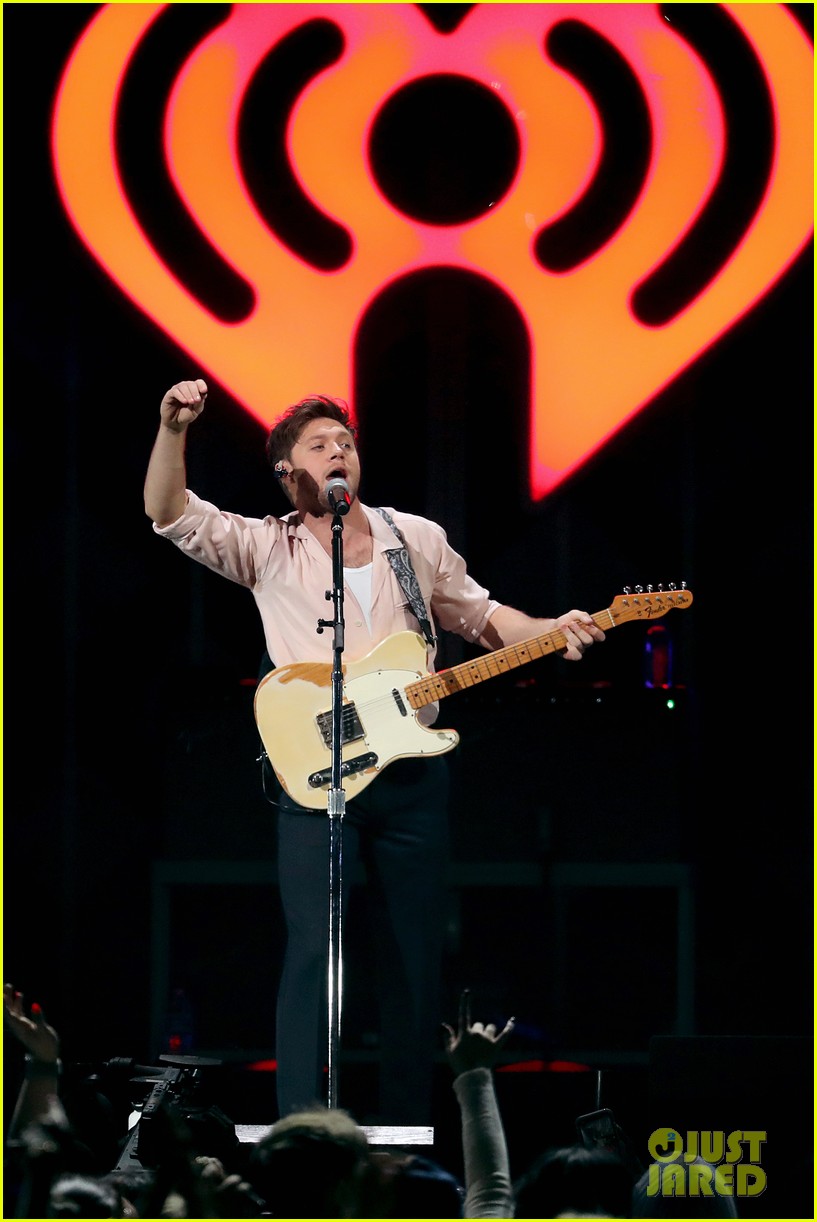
left=355, top=620, right=363, bottom=627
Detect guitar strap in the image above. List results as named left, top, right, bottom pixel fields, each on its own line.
left=373, top=507, right=436, bottom=647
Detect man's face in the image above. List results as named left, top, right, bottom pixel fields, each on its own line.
left=289, top=416, right=360, bottom=512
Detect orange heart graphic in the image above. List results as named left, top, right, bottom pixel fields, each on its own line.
left=52, top=4, right=813, bottom=496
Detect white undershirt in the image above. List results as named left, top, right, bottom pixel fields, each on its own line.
left=344, top=563, right=373, bottom=632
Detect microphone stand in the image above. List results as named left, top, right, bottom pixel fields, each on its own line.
left=316, top=502, right=347, bottom=1110
left=312, top=486, right=434, bottom=1146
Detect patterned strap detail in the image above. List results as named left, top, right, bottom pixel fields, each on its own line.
left=373, top=507, right=436, bottom=646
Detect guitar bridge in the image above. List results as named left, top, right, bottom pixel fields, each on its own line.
left=308, top=751, right=379, bottom=789
left=315, top=703, right=364, bottom=749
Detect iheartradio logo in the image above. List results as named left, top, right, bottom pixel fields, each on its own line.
left=52, top=4, right=812, bottom=497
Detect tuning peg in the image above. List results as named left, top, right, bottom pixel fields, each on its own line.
left=647, top=584, right=654, bottom=593
left=635, top=584, right=644, bottom=594
left=622, top=586, right=631, bottom=595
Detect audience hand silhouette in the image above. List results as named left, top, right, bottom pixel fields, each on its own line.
left=443, top=987, right=515, bottom=1077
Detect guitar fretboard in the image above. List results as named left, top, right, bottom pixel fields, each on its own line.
left=406, top=608, right=616, bottom=709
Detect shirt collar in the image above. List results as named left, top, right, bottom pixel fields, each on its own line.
left=282, top=503, right=397, bottom=554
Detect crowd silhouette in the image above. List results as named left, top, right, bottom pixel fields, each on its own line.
left=4, top=981, right=779, bottom=1219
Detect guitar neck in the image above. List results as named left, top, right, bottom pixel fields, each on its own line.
left=406, top=607, right=616, bottom=709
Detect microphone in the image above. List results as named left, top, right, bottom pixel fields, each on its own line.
left=326, top=477, right=351, bottom=516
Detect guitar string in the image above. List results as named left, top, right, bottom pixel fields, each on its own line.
left=325, top=601, right=684, bottom=725
left=329, top=640, right=561, bottom=725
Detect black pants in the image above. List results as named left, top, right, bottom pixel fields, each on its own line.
left=274, top=756, right=450, bottom=1125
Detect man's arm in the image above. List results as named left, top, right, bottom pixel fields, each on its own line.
left=444, top=989, right=515, bottom=1219
left=481, top=603, right=606, bottom=662
left=144, top=379, right=208, bottom=526
left=3, top=984, right=63, bottom=1140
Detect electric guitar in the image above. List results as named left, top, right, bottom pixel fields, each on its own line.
left=255, top=586, right=693, bottom=809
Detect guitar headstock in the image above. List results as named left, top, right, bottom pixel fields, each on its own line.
left=607, top=584, right=693, bottom=624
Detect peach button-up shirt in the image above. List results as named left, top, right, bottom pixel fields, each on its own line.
left=154, top=493, right=500, bottom=714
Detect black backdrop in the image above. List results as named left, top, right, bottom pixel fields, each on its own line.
left=4, top=0, right=813, bottom=1181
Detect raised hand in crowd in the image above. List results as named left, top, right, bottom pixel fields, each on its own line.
left=4, top=983, right=61, bottom=1066
left=443, top=988, right=516, bottom=1218
left=4, top=982, right=64, bottom=1148
left=443, top=987, right=515, bottom=1077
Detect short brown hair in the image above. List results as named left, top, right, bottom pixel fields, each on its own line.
left=246, top=1105, right=372, bottom=1217
left=266, top=394, right=356, bottom=470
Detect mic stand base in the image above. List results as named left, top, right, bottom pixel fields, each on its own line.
left=361, top=1124, right=435, bottom=1148
left=234, top=1123, right=434, bottom=1150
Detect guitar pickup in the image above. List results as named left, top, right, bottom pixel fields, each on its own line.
left=308, top=752, right=379, bottom=789
left=316, top=703, right=364, bottom=749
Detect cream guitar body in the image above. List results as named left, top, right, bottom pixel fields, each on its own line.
left=255, top=631, right=456, bottom=808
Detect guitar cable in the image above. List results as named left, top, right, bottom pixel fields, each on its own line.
left=257, top=744, right=284, bottom=809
